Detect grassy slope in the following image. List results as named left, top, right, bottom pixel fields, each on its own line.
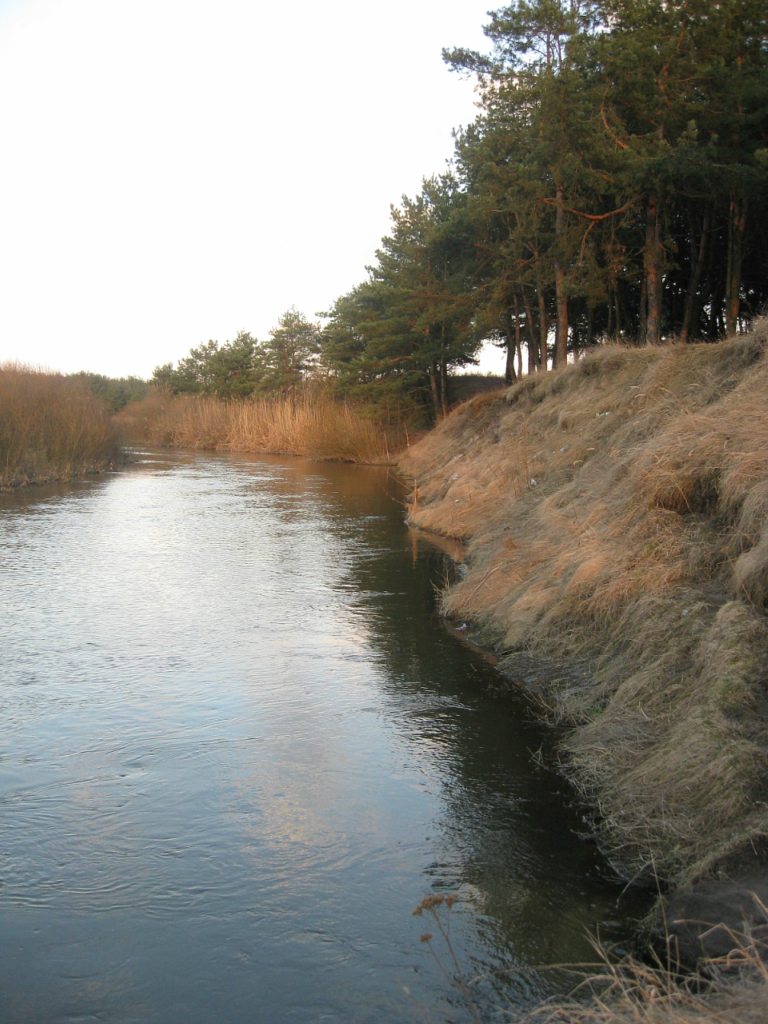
left=401, top=328, right=768, bottom=906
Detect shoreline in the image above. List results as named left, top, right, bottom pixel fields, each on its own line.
left=0, top=458, right=120, bottom=493
left=399, top=330, right=768, bottom=982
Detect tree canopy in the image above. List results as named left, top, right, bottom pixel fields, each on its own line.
left=319, top=0, right=767, bottom=418
left=152, top=313, right=321, bottom=400
left=155, top=2, right=768, bottom=423
left=444, top=0, right=768, bottom=355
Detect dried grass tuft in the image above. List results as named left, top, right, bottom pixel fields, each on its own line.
left=517, top=912, right=768, bottom=1024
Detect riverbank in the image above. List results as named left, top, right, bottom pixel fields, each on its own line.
left=400, top=327, right=768, bottom=1015
left=0, top=364, right=119, bottom=489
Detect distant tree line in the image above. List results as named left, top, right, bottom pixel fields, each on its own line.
left=152, top=309, right=321, bottom=399
left=70, top=372, right=149, bottom=412
left=157, top=1, right=768, bottom=422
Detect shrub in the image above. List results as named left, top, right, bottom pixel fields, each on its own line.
left=0, top=363, right=118, bottom=487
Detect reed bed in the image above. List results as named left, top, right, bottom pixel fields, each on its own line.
left=0, top=363, right=117, bottom=488
left=116, top=390, right=408, bottom=463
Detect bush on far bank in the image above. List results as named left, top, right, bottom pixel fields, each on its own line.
left=0, top=363, right=118, bottom=488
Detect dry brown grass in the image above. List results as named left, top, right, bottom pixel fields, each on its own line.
left=0, top=363, right=117, bottom=488
left=400, top=324, right=768, bottom=889
left=115, top=389, right=407, bottom=463
left=516, top=899, right=768, bottom=1024
left=420, top=892, right=768, bottom=1024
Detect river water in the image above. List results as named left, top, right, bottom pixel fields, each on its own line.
left=0, top=451, right=643, bottom=1023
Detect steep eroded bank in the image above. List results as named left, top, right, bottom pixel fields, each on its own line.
left=400, top=328, right=768, bottom=960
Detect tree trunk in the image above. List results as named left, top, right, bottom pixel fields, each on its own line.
left=680, top=206, right=710, bottom=343
left=514, top=315, right=524, bottom=380
left=725, top=194, right=747, bottom=336
left=709, top=278, right=724, bottom=338
left=643, top=196, right=663, bottom=345
left=585, top=306, right=594, bottom=352
left=428, top=364, right=440, bottom=421
left=505, top=305, right=520, bottom=383
left=553, top=185, right=569, bottom=367
left=523, top=292, right=540, bottom=374
left=537, top=289, right=549, bottom=370
left=554, top=263, right=569, bottom=366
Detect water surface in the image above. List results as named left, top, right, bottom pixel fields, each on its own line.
left=0, top=451, right=642, bottom=1022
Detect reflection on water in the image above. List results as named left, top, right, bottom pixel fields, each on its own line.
left=0, top=451, right=644, bottom=1023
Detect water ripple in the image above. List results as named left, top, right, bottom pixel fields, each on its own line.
left=0, top=452, right=646, bottom=1023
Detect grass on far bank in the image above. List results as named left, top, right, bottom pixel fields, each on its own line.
left=116, top=389, right=412, bottom=463
left=0, top=363, right=118, bottom=488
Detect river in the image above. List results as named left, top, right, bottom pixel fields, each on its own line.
left=0, top=450, right=644, bottom=1023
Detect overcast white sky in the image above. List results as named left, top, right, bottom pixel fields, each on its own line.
left=0, top=0, right=504, bottom=379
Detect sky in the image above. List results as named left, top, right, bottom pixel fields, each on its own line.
left=0, top=0, right=506, bottom=380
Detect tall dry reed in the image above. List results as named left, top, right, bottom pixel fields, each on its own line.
left=116, top=390, right=408, bottom=463
left=0, top=363, right=117, bottom=487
